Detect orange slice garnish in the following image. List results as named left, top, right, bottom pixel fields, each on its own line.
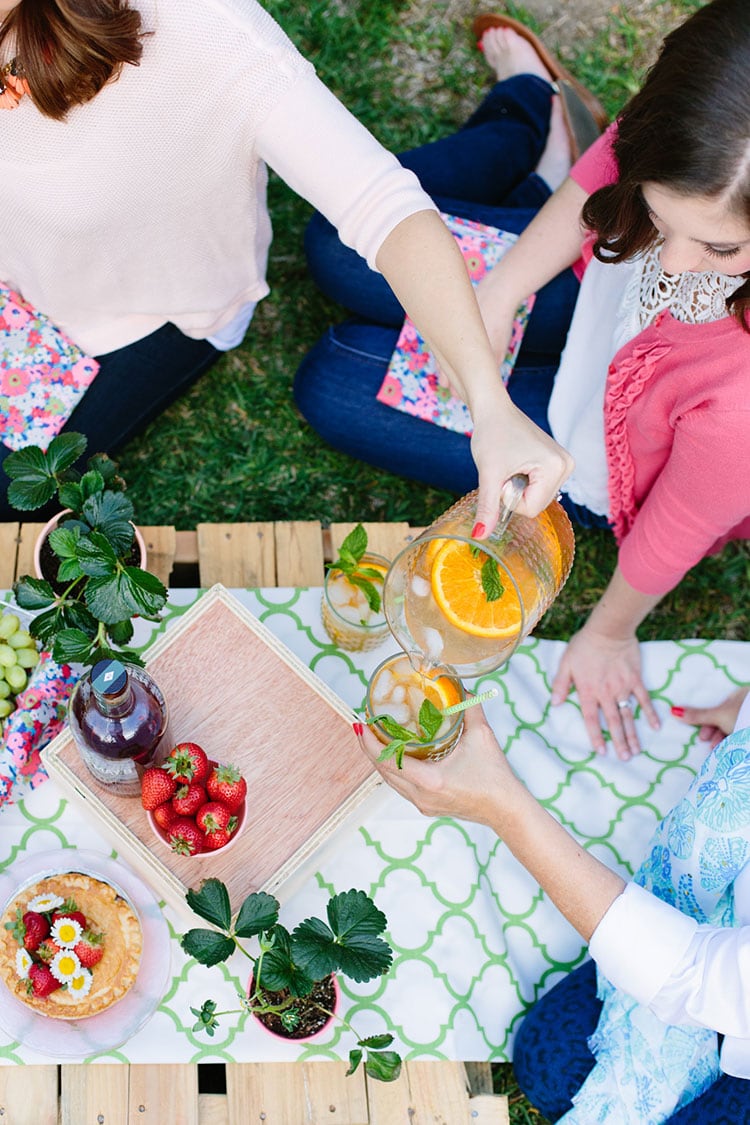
left=430, top=540, right=528, bottom=639
left=420, top=671, right=462, bottom=711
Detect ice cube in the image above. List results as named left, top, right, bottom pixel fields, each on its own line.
left=336, top=602, right=367, bottom=625
left=327, top=577, right=351, bottom=607
left=407, top=687, right=425, bottom=715
left=385, top=703, right=412, bottom=727
left=423, top=626, right=445, bottom=660
left=391, top=685, right=406, bottom=704
left=410, top=575, right=431, bottom=598
left=371, top=669, right=395, bottom=704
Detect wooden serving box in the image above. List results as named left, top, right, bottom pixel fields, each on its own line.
left=42, top=585, right=378, bottom=921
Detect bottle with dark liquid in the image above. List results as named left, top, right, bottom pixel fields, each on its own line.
left=69, top=659, right=168, bottom=796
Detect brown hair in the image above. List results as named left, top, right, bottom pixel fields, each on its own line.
left=582, top=0, right=750, bottom=330
left=0, top=0, right=144, bottom=120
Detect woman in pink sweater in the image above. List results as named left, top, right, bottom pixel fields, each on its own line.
left=0, top=0, right=571, bottom=528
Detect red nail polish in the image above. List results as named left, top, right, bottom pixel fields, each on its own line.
left=670, top=706, right=685, bottom=718
left=352, top=722, right=364, bottom=737
left=471, top=522, right=486, bottom=538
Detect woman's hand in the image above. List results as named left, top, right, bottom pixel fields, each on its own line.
left=672, top=686, right=749, bottom=750
left=355, top=705, right=518, bottom=825
left=551, top=622, right=660, bottom=760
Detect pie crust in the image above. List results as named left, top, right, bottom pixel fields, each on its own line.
left=0, top=871, right=143, bottom=1019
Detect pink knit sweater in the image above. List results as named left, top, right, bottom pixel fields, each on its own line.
left=571, top=131, right=750, bottom=596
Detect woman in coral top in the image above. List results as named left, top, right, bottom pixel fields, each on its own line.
left=0, top=0, right=571, bottom=529
left=299, top=0, right=750, bottom=761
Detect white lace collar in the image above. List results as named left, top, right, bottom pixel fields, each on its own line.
left=632, top=241, right=744, bottom=331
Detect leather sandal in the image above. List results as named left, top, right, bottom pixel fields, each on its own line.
left=473, top=12, right=608, bottom=159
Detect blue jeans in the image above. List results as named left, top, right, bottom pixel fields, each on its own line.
left=0, top=322, right=219, bottom=520
left=295, top=75, right=608, bottom=529
left=513, top=959, right=750, bottom=1123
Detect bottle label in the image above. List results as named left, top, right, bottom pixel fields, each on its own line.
left=77, top=741, right=142, bottom=794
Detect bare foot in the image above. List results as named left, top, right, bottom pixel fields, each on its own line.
left=535, top=95, right=572, bottom=190
left=480, top=26, right=553, bottom=84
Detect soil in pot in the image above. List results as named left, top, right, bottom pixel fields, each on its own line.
left=250, top=974, right=336, bottom=1040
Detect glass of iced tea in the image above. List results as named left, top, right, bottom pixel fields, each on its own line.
left=383, top=490, right=574, bottom=678
left=365, top=651, right=465, bottom=762
left=321, top=551, right=390, bottom=652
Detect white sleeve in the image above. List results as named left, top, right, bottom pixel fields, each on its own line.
left=255, top=71, right=437, bottom=269
left=590, top=881, right=750, bottom=1037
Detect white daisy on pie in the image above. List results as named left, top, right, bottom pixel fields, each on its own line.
left=68, top=968, right=93, bottom=999
left=50, top=949, right=82, bottom=983
left=27, top=893, right=64, bottom=913
left=15, top=948, right=33, bottom=978
left=51, top=917, right=83, bottom=947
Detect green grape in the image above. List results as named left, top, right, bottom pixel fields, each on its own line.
left=0, top=613, right=19, bottom=640
left=8, top=629, right=33, bottom=649
left=14, top=647, right=39, bottom=669
left=0, top=644, right=17, bottom=668
left=5, top=665, right=26, bottom=693
left=0, top=699, right=12, bottom=719
left=0, top=679, right=10, bottom=699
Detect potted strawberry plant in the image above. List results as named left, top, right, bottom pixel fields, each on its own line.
left=181, top=877, right=401, bottom=1080
left=3, top=431, right=167, bottom=668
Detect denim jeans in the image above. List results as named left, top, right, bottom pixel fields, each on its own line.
left=0, top=322, right=219, bottom=519
left=295, top=75, right=605, bottom=523
left=513, top=959, right=750, bottom=1124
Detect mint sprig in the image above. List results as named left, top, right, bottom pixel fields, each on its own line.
left=368, top=697, right=445, bottom=769
left=481, top=556, right=504, bottom=603
left=328, top=524, right=383, bottom=615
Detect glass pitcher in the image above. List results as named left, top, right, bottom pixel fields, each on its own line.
left=383, top=487, right=575, bottom=678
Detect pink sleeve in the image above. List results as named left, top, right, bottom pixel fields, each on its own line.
left=570, top=122, right=620, bottom=194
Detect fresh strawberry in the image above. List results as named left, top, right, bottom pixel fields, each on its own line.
left=51, top=907, right=87, bottom=931
left=36, top=939, right=62, bottom=962
left=152, top=802, right=177, bottom=832
left=196, top=801, right=232, bottom=834
left=74, top=931, right=104, bottom=968
left=21, top=910, right=50, bottom=952
left=171, top=782, right=206, bottom=818
left=206, top=764, right=247, bottom=812
left=165, top=742, right=210, bottom=785
left=167, top=817, right=204, bottom=856
left=28, top=963, right=62, bottom=998
left=141, top=767, right=177, bottom=810
left=202, top=826, right=235, bottom=851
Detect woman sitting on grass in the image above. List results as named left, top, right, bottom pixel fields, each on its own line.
left=356, top=682, right=750, bottom=1124
left=0, top=0, right=571, bottom=529
left=297, top=0, right=750, bottom=764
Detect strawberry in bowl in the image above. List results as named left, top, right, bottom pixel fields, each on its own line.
left=141, top=744, right=246, bottom=857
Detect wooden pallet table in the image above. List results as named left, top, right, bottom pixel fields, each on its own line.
left=0, top=520, right=510, bottom=1125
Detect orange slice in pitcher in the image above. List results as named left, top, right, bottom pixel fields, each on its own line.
left=430, top=540, right=527, bottom=639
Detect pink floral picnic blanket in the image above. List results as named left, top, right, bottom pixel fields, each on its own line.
left=376, top=213, right=535, bottom=436
left=0, top=284, right=99, bottom=451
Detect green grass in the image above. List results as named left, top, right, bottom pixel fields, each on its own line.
left=115, top=3, right=741, bottom=1119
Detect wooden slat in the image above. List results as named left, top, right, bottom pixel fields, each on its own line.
left=61, top=1062, right=129, bottom=1125
left=196, top=522, right=275, bottom=587
left=13, top=521, right=45, bottom=583
left=367, top=1060, right=473, bottom=1124
left=127, top=1064, right=200, bottom=1124
left=0, top=1065, right=58, bottom=1124
left=198, top=1092, right=229, bottom=1125
left=469, top=1093, right=511, bottom=1124
left=465, top=1060, right=494, bottom=1094
left=274, top=520, right=325, bottom=586
left=139, top=525, right=177, bottom=586
left=226, top=1062, right=368, bottom=1124
left=0, top=522, right=19, bottom=588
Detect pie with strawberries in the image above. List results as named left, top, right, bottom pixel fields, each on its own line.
left=0, top=871, right=142, bottom=1019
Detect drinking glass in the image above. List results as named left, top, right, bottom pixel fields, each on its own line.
left=321, top=551, right=390, bottom=652
left=365, top=651, right=465, bottom=761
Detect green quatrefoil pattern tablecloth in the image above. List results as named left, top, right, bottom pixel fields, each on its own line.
left=1, top=586, right=748, bottom=1065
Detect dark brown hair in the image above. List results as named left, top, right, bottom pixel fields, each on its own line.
left=582, top=0, right=750, bottom=329
left=0, top=0, right=144, bottom=120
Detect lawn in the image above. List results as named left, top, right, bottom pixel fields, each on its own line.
left=118, top=2, right=745, bottom=1118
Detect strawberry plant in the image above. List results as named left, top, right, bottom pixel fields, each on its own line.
left=181, top=878, right=401, bottom=1081
left=3, top=431, right=167, bottom=668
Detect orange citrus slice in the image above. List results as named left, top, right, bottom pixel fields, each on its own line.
left=430, top=540, right=528, bottom=639
left=420, top=672, right=462, bottom=711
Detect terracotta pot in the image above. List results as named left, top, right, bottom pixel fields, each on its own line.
left=248, top=973, right=340, bottom=1043
left=33, top=509, right=147, bottom=581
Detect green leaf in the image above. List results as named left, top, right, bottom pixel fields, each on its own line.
left=48, top=526, right=80, bottom=560
left=13, top=576, right=56, bottom=610
left=481, top=556, right=505, bottom=603
left=279, top=1008, right=301, bottom=1032
left=87, top=452, right=118, bottom=485
left=99, top=644, right=145, bottom=667
left=339, top=523, right=367, bottom=563
left=52, top=628, right=96, bottom=664
left=58, top=481, right=83, bottom=513
left=258, top=929, right=314, bottom=997
left=324, top=890, right=392, bottom=982
left=107, top=618, right=134, bottom=645
left=121, top=567, right=167, bottom=616
left=186, top=878, right=232, bottom=930
left=5, top=453, right=58, bottom=510
left=234, top=891, right=280, bottom=939
left=82, top=490, right=135, bottom=555
left=358, top=1033, right=394, bottom=1049
left=83, top=573, right=133, bottom=624
left=377, top=740, right=407, bottom=769
left=290, top=916, right=338, bottom=981
left=418, top=698, right=443, bottom=742
left=79, top=469, right=105, bottom=501
left=370, top=714, right=416, bottom=743
left=346, top=1049, right=363, bottom=1076
left=56, top=558, right=83, bottom=583
left=180, top=928, right=235, bottom=966
left=349, top=573, right=381, bottom=614
left=76, top=532, right=118, bottom=577
left=45, top=431, right=88, bottom=474
left=364, top=1051, right=402, bottom=1082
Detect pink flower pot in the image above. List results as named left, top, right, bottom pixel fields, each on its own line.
left=248, top=972, right=340, bottom=1042
left=33, top=510, right=147, bottom=580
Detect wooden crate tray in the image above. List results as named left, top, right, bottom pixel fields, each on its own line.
left=42, top=585, right=378, bottom=920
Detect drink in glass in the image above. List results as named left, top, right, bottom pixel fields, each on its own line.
left=365, top=651, right=465, bottom=761
left=321, top=551, right=390, bottom=652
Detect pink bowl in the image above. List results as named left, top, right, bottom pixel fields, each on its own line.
left=146, top=776, right=246, bottom=859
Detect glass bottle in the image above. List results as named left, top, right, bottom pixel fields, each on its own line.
left=69, top=659, right=168, bottom=796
